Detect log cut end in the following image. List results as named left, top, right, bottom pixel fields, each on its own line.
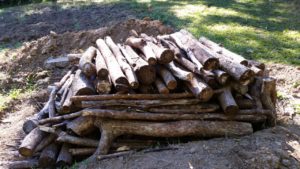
left=19, top=147, right=33, bottom=157
left=137, top=66, right=156, bottom=85
left=159, top=49, right=174, bottom=64
left=239, top=69, right=255, bottom=85
left=203, top=57, right=219, bottom=70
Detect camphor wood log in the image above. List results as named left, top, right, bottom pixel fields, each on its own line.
left=140, top=33, right=174, bottom=64
left=148, top=104, right=219, bottom=114
left=105, top=36, right=139, bottom=89
left=185, top=76, right=213, bottom=101
left=71, top=93, right=194, bottom=102
left=67, top=53, right=81, bottom=65
left=120, top=44, right=156, bottom=85
left=94, top=77, right=111, bottom=94
left=213, top=69, right=229, bottom=85
left=166, top=61, right=193, bottom=81
left=95, top=49, right=109, bottom=79
left=56, top=144, right=73, bottom=167
left=69, top=148, right=96, bottom=156
left=154, top=78, right=169, bottom=94
left=125, top=37, right=157, bottom=65
left=56, top=132, right=98, bottom=147
left=199, top=36, right=248, bottom=66
left=218, top=87, right=238, bottom=114
left=19, top=128, right=46, bottom=157
left=38, top=143, right=59, bottom=168
left=93, top=119, right=253, bottom=155
left=156, top=65, right=177, bottom=90
left=6, top=159, right=39, bottom=169
left=34, top=134, right=57, bottom=153
left=96, top=39, right=129, bottom=91
left=261, top=77, right=276, bottom=126
left=79, top=46, right=97, bottom=77
left=79, top=99, right=201, bottom=109
left=171, top=30, right=219, bottom=70
left=38, top=111, right=82, bottom=125
left=67, top=116, right=96, bottom=136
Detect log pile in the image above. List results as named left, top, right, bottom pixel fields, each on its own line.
left=11, top=29, right=276, bottom=168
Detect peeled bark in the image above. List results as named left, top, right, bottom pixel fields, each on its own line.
left=67, top=116, right=96, bottom=136
left=156, top=65, right=177, bottom=90
left=96, top=39, right=129, bottom=91
left=95, top=49, right=109, bottom=79
left=125, top=37, right=157, bottom=65
left=154, top=78, right=169, bottom=94
left=166, top=61, right=193, bottom=81
left=248, top=60, right=265, bottom=70
left=199, top=36, right=248, bottom=66
left=56, top=144, right=73, bottom=167
left=218, top=88, right=239, bottom=114
left=121, top=45, right=156, bottom=85
left=185, top=76, right=213, bottom=101
left=19, top=128, right=46, bottom=157
left=79, top=46, right=97, bottom=77
left=213, top=69, right=229, bottom=85
left=105, top=36, right=139, bottom=89
left=38, top=143, right=59, bottom=168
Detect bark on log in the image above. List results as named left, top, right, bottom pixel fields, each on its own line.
left=156, top=65, right=177, bottom=90
left=117, top=44, right=136, bottom=68
left=213, top=69, right=229, bottom=85
left=94, top=77, right=111, bottom=94
left=148, top=104, right=219, bottom=114
left=96, top=39, right=129, bottom=91
left=56, top=144, right=73, bottom=167
left=34, top=134, right=57, bottom=153
left=19, top=128, right=46, bottom=157
left=56, top=132, right=98, bottom=147
left=71, top=93, right=194, bottom=101
left=95, top=49, right=109, bottom=79
left=105, top=36, right=139, bottom=89
left=171, top=30, right=219, bottom=70
left=218, top=88, right=239, bottom=114
left=61, top=89, right=74, bottom=113
left=6, top=159, right=39, bottom=169
left=166, top=61, right=193, bottom=81
left=93, top=119, right=253, bottom=155
left=125, top=37, right=157, bottom=65
left=185, top=76, right=213, bottom=101
left=79, top=46, right=97, bottom=77
left=59, top=74, right=75, bottom=112
left=69, top=148, right=96, bottom=156
left=38, top=111, right=82, bottom=125
left=67, top=53, right=81, bottom=65
left=71, top=69, right=96, bottom=96
left=261, top=77, right=276, bottom=126
left=79, top=99, right=201, bottom=109
left=154, top=78, right=169, bottom=94
left=67, top=116, right=96, bottom=136
left=38, top=143, right=59, bottom=168
left=121, top=45, right=156, bottom=85
left=199, top=36, right=248, bottom=66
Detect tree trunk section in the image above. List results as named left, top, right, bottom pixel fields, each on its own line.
left=19, top=128, right=46, bottom=157
left=56, top=144, right=73, bottom=167
left=95, top=49, right=109, bottom=79
left=154, top=78, right=169, bottom=94
left=156, top=65, right=177, bottom=90
left=79, top=46, right=97, bottom=77
left=185, top=76, right=213, bottom=101
left=67, top=116, right=96, bottom=136
left=38, top=143, right=59, bottom=168
left=218, top=87, right=239, bottom=114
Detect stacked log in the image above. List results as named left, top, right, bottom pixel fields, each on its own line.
left=13, top=29, right=276, bottom=168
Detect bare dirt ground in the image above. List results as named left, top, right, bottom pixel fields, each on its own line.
left=0, top=3, right=299, bottom=169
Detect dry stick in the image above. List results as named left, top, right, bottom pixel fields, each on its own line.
left=56, top=144, right=73, bottom=167
left=105, top=36, right=139, bottom=89
left=199, top=36, right=248, bottom=66
left=261, top=77, right=276, bottom=126
left=83, top=109, right=266, bottom=123
left=154, top=78, right=169, bottom=94
left=217, top=87, right=239, bottom=114
left=38, top=111, right=82, bottom=125
left=94, top=77, right=111, bottom=94
left=148, top=104, right=219, bottom=114
left=69, top=148, right=96, bottom=156
left=156, top=65, right=177, bottom=90
left=120, top=44, right=156, bottom=85
left=93, top=119, right=253, bottom=155
left=66, top=116, right=95, bottom=136
left=96, top=39, right=129, bottom=91
left=125, top=37, right=157, bottom=65
left=38, top=143, right=59, bottom=168
left=6, top=159, right=39, bottom=169
left=19, top=128, right=46, bottom=157
left=34, top=134, right=57, bottom=153
left=166, top=61, right=193, bottom=81
left=95, top=49, right=109, bottom=79
left=213, top=69, right=229, bottom=85
left=71, top=93, right=194, bottom=101
left=79, top=46, right=97, bottom=77
left=185, top=75, right=213, bottom=101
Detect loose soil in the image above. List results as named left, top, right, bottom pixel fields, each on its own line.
left=0, top=3, right=299, bottom=169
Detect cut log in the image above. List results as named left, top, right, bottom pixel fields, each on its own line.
left=185, top=76, right=213, bottom=101
left=238, top=109, right=272, bottom=116
left=6, top=159, right=39, bottom=169
left=79, top=46, right=97, bottom=77
left=67, top=53, right=81, bottom=65
left=156, top=65, right=177, bottom=90
left=230, top=81, right=248, bottom=95
left=261, top=77, right=276, bottom=126
left=95, top=49, right=109, bottom=79
left=96, top=39, right=129, bottom=91
left=138, top=85, right=156, bottom=94
left=38, top=111, right=82, bottom=125
left=154, top=78, right=169, bottom=94
left=105, top=36, right=139, bottom=89
left=93, top=119, right=253, bottom=155
left=148, top=104, right=219, bottom=114
left=218, top=87, right=238, bottom=114
left=59, top=74, right=75, bottom=113
left=213, top=69, right=229, bottom=85
left=79, top=99, right=201, bottom=109
left=199, top=36, right=248, bottom=66
left=125, top=37, right=157, bottom=65
left=19, top=128, right=46, bottom=157
left=56, top=144, right=73, bottom=167
left=56, top=132, right=98, bottom=147
left=121, top=45, right=156, bottom=85
left=34, top=134, right=57, bottom=153
left=71, top=69, right=96, bottom=96
left=248, top=60, right=265, bottom=70
left=38, top=143, right=59, bottom=168
left=171, top=30, right=219, bottom=70
left=67, top=116, right=96, bottom=136
left=250, top=77, right=263, bottom=109
left=94, top=77, right=111, bottom=94
left=250, top=65, right=263, bottom=76
left=69, top=148, right=96, bottom=156
left=236, top=99, right=255, bottom=109
left=61, top=89, right=74, bottom=113
left=166, top=61, right=193, bottom=81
